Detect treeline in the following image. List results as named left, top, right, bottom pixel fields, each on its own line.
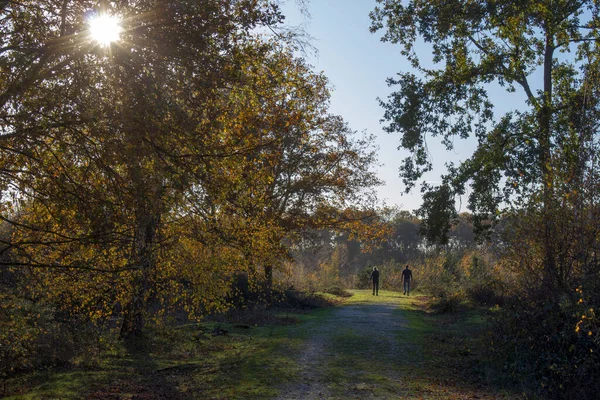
left=0, top=0, right=383, bottom=382
left=281, top=210, right=477, bottom=292
left=282, top=209, right=500, bottom=305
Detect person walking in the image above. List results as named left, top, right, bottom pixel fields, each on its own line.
left=369, top=266, right=380, bottom=296
left=401, top=264, right=413, bottom=296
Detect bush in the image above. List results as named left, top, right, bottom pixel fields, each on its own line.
left=465, top=279, right=505, bottom=306
left=280, top=288, right=338, bottom=309
left=0, top=292, right=102, bottom=381
left=431, top=291, right=466, bottom=314
left=417, top=249, right=507, bottom=312
left=322, top=285, right=353, bottom=298
left=491, top=291, right=600, bottom=399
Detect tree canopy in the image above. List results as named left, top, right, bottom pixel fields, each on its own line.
left=0, top=0, right=380, bottom=338
left=370, top=0, right=600, bottom=289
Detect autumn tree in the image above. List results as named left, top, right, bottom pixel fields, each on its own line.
left=370, top=0, right=600, bottom=293
left=186, top=40, right=383, bottom=299
left=1, top=0, right=382, bottom=342
left=0, top=0, right=291, bottom=339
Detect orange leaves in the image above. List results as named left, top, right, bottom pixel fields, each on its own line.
left=574, top=287, right=598, bottom=342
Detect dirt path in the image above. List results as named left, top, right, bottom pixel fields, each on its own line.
left=277, top=292, right=411, bottom=399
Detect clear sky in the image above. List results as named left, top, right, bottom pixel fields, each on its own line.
left=280, top=0, right=529, bottom=213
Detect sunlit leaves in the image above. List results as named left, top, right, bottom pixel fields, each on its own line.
left=1, top=0, right=381, bottom=341
left=0, top=0, right=288, bottom=336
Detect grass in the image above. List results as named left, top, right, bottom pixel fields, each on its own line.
left=393, top=294, right=519, bottom=399
left=5, top=290, right=519, bottom=399
left=4, top=310, right=316, bottom=399
left=310, top=290, right=415, bottom=398
left=320, top=289, right=517, bottom=399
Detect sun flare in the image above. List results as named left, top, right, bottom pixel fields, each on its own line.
left=89, top=14, right=122, bottom=46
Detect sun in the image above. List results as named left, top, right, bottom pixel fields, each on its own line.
left=89, top=14, right=122, bottom=46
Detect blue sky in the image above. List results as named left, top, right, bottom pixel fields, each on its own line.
left=280, top=0, right=530, bottom=213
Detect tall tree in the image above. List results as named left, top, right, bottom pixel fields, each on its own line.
left=370, top=0, right=600, bottom=292
left=187, top=41, right=382, bottom=298
left=1, top=0, right=286, bottom=338
left=1, top=0, right=381, bottom=339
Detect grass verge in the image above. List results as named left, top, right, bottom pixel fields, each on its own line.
left=395, top=294, right=520, bottom=399
left=3, top=296, right=338, bottom=400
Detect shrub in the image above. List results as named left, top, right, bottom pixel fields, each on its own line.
left=465, top=277, right=505, bottom=306
left=322, top=285, right=353, bottom=298
left=0, top=292, right=102, bottom=382
left=280, top=288, right=338, bottom=309
left=418, top=249, right=507, bottom=312
left=491, top=291, right=600, bottom=399
left=431, top=291, right=466, bottom=314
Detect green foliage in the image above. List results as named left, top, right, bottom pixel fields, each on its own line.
left=357, top=265, right=375, bottom=289
left=417, top=183, right=457, bottom=245
left=322, top=286, right=353, bottom=298
left=431, top=291, right=466, bottom=314
left=416, top=248, right=507, bottom=313
left=371, top=2, right=600, bottom=394
left=354, top=260, right=407, bottom=292
left=0, top=293, right=49, bottom=379
left=370, top=0, right=600, bottom=245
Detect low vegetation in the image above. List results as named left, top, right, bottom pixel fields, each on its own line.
left=2, top=292, right=339, bottom=399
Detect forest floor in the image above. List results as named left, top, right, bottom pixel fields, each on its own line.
left=5, top=290, right=519, bottom=399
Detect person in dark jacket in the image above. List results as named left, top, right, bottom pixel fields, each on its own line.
left=401, top=264, right=413, bottom=296
left=369, top=266, right=380, bottom=296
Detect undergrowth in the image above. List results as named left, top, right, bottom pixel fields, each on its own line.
left=3, top=291, right=341, bottom=399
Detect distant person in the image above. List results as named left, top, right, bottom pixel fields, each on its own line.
left=369, top=266, right=380, bottom=296
left=401, top=264, right=413, bottom=296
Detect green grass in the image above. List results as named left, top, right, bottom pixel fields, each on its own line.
left=346, top=288, right=408, bottom=303
left=391, top=294, right=520, bottom=399
left=311, top=290, right=412, bottom=398
left=331, top=290, right=517, bottom=399
left=5, top=291, right=518, bottom=399
left=4, top=315, right=309, bottom=399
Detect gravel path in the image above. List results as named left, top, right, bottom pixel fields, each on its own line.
left=276, top=295, right=410, bottom=399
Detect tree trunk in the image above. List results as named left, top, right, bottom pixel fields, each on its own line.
left=539, top=32, right=558, bottom=294
left=264, top=263, right=273, bottom=304
left=120, top=285, right=147, bottom=339
left=119, top=213, right=160, bottom=340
